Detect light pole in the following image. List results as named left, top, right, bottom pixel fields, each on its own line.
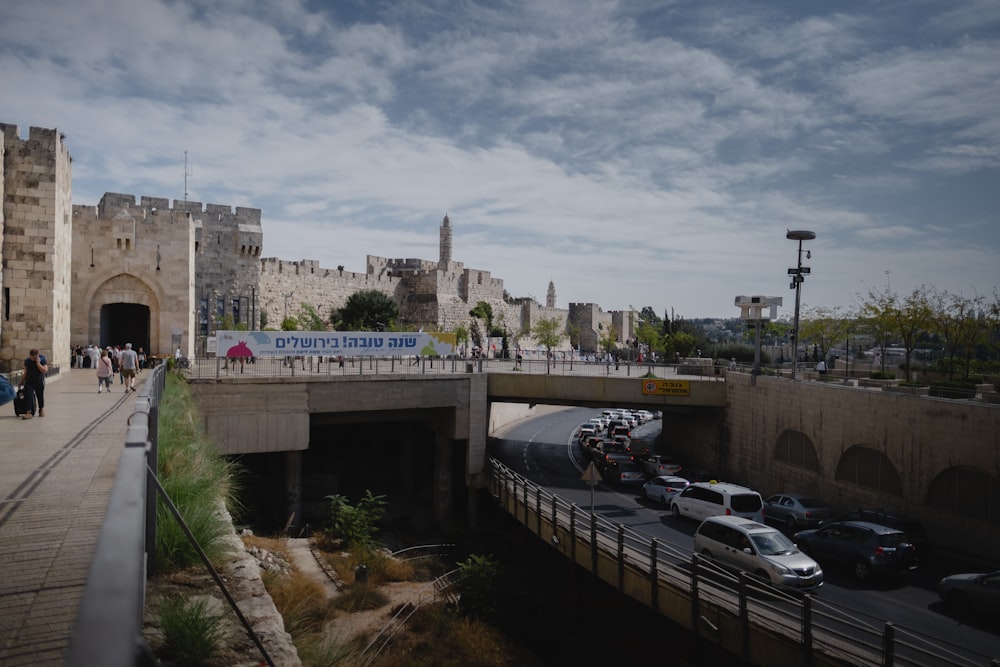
left=786, top=230, right=815, bottom=380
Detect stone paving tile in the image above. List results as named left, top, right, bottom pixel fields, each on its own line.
left=0, top=371, right=138, bottom=667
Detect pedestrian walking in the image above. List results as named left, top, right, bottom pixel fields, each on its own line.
left=120, top=342, right=139, bottom=391
left=96, top=349, right=114, bottom=393
left=19, top=348, right=48, bottom=419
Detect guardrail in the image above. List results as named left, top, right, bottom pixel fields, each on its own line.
left=64, top=362, right=167, bottom=667
left=484, top=458, right=999, bottom=667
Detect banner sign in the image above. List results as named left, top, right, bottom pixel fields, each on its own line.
left=215, top=330, right=457, bottom=358
left=641, top=379, right=691, bottom=397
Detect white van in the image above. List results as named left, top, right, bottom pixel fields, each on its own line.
left=670, top=481, right=764, bottom=522
left=694, top=515, right=823, bottom=591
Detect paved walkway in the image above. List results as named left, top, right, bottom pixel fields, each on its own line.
left=0, top=368, right=145, bottom=666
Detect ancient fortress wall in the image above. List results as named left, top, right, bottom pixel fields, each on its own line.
left=0, top=124, right=73, bottom=370
left=70, top=195, right=195, bottom=356
left=258, top=258, right=400, bottom=328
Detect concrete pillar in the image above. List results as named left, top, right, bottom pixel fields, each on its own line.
left=284, top=450, right=303, bottom=534
left=433, top=433, right=452, bottom=527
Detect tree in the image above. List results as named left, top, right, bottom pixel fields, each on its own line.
left=280, top=316, right=299, bottom=331
left=857, top=285, right=897, bottom=373
left=599, top=325, right=618, bottom=358
left=454, top=324, right=469, bottom=355
left=532, top=317, right=563, bottom=371
left=469, top=301, right=495, bottom=337
left=297, top=303, right=326, bottom=331
left=334, top=289, right=399, bottom=331
left=930, top=290, right=986, bottom=380
left=799, top=306, right=850, bottom=364
left=639, top=306, right=663, bottom=329
left=635, top=320, right=663, bottom=366
left=324, top=490, right=388, bottom=557
left=891, top=287, right=933, bottom=378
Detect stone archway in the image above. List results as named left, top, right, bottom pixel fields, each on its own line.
left=90, top=274, right=161, bottom=352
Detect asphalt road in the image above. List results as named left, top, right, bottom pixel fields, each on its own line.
left=490, top=406, right=1000, bottom=665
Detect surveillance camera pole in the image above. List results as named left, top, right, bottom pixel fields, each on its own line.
left=786, top=230, right=815, bottom=380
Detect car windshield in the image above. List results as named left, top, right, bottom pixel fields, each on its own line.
left=751, top=532, right=798, bottom=556
left=878, top=532, right=909, bottom=548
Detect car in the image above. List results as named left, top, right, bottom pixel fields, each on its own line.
left=938, top=571, right=1000, bottom=615
left=793, top=520, right=918, bottom=581
left=764, top=493, right=835, bottom=531
left=603, top=460, right=646, bottom=486
left=598, top=450, right=634, bottom=472
left=694, top=515, right=823, bottom=592
left=588, top=417, right=606, bottom=432
left=577, top=424, right=597, bottom=441
left=641, top=454, right=682, bottom=477
left=670, top=481, right=764, bottom=522
left=641, top=475, right=690, bottom=507
left=824, top=508, right=930, bottom=552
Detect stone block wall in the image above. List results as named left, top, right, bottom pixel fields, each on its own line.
left=70, top=194, right=195, bottom=356
left=719, top=373, right=1000, bottom=557
left=0, top=124, right=73, bottom=372
left=258, top=258, right=400, bottom=329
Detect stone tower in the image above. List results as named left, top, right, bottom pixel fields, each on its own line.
left=547, top=280, right=556, bottom=308
left=438, top=214, right=452, bottom=269
left=0, top=125, right=74, bottom=372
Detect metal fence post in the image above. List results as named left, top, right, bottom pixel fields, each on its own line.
left=882, top=621, right=895, bottom=667
left=590, top=513, right=598, bottom=574
left=649, top=539, right=659, bottom=613
left=739, top=572, right=750, bottom=659
left=535, top=488, right=542, bottom=536
left=690, top=553, right=701, bottom=633
left=802, top=593, right=813, bottom=667
left=617, top=525, right=626, bottom=592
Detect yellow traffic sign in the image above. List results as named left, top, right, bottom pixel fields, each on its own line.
left=641, top=379, right=690, bottom=396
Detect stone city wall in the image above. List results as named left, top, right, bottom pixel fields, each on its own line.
left=0, top=124, right=73, bottom=371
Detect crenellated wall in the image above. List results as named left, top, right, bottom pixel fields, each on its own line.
left=70, top=194, right=195, bottom=356
left=0, top=124, right=73, bottom=371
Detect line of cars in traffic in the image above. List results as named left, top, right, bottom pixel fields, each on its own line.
left=575, top=414, right=997, bottom=613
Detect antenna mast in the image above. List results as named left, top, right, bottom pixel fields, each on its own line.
left=183, top=150, right=191, bottom=201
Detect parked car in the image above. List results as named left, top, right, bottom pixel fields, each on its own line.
left=670, top=481, right=764, bottom=522
left=793, top=521, right=918, bottom=581
left=641, top=454, right=682, bottom=477
left=938, top=571, right=1000, bottom=615
left=604, top=460, right=646, bottom=486
left=641, top=475, right=690, bottom=507
left=694, top=515, right=823, bottom=592
left=824, top=508, right=930, bottom=552
left=764, top=493, right=834, bottom=531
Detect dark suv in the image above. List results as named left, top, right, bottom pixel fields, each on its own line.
left=824, top=509, right=930, bottom=552
left=793, top=520, right=919, bottom=581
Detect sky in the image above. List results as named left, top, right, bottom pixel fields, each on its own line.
left=2, top=0, right=998, bottom=320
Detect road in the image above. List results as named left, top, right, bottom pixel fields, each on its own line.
left=490, top=406, right=1000, bottom=665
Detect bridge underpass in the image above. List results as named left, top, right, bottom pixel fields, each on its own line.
left=188, top=370, right=727, bottom=535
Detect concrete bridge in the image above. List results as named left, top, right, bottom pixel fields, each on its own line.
left=185, top=356, right=1000, bottom=560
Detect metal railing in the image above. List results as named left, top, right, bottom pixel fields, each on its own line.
left=485, top=458, right=999, bottom=667
left=65, top=362, right=167, bottom=667
left=180, top=354, right=726, bottom=380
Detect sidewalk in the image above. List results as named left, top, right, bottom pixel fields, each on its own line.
left=0, top=368, right=145, bottom=666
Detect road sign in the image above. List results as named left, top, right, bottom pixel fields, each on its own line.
left=581, top=461, right=603, bottom=485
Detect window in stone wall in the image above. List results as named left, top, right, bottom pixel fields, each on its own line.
left=773, top=429, right=820, bottom=472
left=834, top=445, right=903, bottom=496
left=927, top=467, right=999, bottom=525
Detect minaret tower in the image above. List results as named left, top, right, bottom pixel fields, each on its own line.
left=546, top=280, right=556, bottom=308
left=438, top=213, right=452, bottom=269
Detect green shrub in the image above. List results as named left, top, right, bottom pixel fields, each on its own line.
left=324, top=490, right=387, bottom=555
left=156, top=595, right=225, bottom=666
left=155, top=373, right=241, bottom=570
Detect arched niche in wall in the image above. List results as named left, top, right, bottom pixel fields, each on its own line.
left=774, top=429, right=820, bottom=473
left=927, top=466, right=1000, bottom=525
left=834, top=445, right=903, bottom=497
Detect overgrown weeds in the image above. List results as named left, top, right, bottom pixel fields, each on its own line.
left=155, top=372, right=242, bottom=570
left=155, top=595, right=226, bottom=667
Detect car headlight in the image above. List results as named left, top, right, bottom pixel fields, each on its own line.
left=768, top=562, right=790, bottom=575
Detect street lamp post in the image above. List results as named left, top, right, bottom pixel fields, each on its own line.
left=786, top=230, right=815, bottom=380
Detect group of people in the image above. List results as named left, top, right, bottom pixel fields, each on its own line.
left=2, top=342, right=147, bottom=421
left=91, top=343, right=142, bottom=394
